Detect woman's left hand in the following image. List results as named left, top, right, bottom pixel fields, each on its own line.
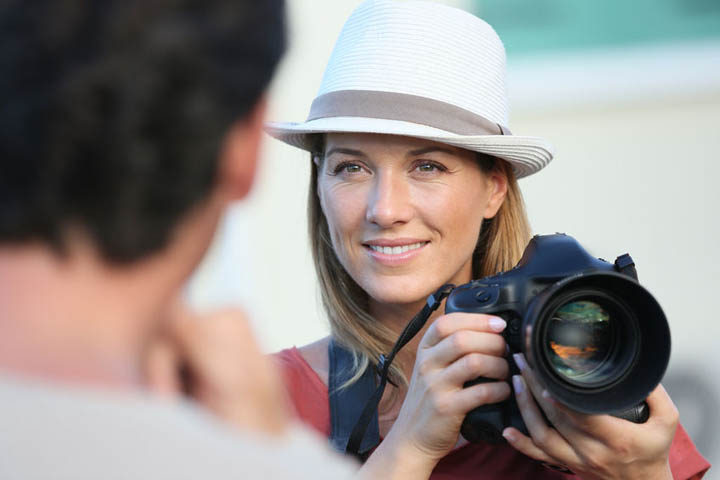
left=503, top=353, right=679, bottom=480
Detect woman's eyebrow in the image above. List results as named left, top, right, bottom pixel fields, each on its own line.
left=325, top=147, right=367, bottom=158
left=408, top=146, right=456, bottom=156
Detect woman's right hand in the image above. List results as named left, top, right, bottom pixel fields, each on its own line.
left=360, top=312, right=511, bottom=478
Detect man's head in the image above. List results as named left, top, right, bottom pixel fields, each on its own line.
left=0, top=0, right=285, bottom=263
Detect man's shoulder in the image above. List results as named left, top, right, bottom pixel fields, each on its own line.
left=0, top=374, right=354, bottom=479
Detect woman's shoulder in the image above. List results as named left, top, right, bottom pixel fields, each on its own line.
left=298, top=337, right=330, bottom=385
left=274, top=337, right=330, bottom=386
left=273, top=338, right=332, bottom=437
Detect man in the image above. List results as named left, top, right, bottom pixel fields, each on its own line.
left=0, top=1, right=353, bottom=478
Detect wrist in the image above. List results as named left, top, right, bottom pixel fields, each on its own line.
left=358, top=431, right=438, bottom=480
left=577, top=458, right=673, bottom=480
left=625, top=457, right=673, bottom=480
left=644, top=459, right=673, bottom=480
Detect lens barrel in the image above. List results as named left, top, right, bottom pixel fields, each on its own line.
left=523, top=272, right=670, bottom=414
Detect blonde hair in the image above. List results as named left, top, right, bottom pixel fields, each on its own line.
left=308, top=139, right=532, bottom=388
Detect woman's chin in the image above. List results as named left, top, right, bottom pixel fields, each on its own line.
left=365, top=284, right=437, bottom=309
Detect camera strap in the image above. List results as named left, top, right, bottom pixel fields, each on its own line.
left=338, top=283, right=455, bottom=460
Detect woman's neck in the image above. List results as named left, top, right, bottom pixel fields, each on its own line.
left=369, top=298, right=427, bottom=334
left=368, top=297, right=446, bottom=380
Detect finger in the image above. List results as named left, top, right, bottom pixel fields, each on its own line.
left=167, top=308, right=290, bottom=435
left=159, top=301, right=202, bottom=358
left=442, top=353, right=509, bottom=387
left=421, top=312, right=506, bottom=348
left=502, top=427, right=562, bottom=465
left=512, top=375, right=581, bottom=464
left=171, top=308, right=259, bottom=366
left=514, top=353, right=636, bottom=439
left=143, top=338, right=183, bottom=397
left=644, top=384, right=679, bottom=430
left=429, top=330, right=506, bottom=368
left=449, top=380, right=511, bottom=414
left=513, top=353, right=589, bottom=435
left=144, top=298, right=195, bottom=395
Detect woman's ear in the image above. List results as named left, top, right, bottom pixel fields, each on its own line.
left=217, top=97, right=268, bottom=201
left=483, top=169, right=509, bottom=219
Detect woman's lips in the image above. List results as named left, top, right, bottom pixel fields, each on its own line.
left=363, top=240, right=429, bottom=265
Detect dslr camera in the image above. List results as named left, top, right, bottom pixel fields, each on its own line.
left=445, top=234, right=671, bottom=444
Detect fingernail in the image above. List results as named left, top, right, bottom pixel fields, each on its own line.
left=513, top=375, right=525, bottom=394
left=489, top=316, right=506, bottom=332
left=502, top=429, right=515, bottom=442
left=513, top=353, right=526, bottom=371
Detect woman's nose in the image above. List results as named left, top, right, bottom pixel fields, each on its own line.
left=365, top=170, right=413, bottom=227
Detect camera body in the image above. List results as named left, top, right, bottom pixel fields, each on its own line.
left=445, top=234, right=670, bottom=444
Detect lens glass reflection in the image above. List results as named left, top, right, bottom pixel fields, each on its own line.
left=546, top=300, right=613, bottom=384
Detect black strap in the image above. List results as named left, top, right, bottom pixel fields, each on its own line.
left=328, top=339, right=380, bottom=455
left=342, top=284, right=455, bottom=460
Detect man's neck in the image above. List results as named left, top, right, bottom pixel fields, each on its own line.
left=0, top=243, right=171, bottom=390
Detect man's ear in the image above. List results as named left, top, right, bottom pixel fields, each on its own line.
left=483, top=169, right=509, bottom=219
left=217, top=97, right=268, bottom=201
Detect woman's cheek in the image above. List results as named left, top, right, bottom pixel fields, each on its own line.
left=322, top=186, right=368, bottom=253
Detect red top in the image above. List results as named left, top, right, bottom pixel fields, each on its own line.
left=275, top=347, right=710, bottom=479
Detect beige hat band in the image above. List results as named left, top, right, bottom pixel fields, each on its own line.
left=307, top=90, right=512, bottom=137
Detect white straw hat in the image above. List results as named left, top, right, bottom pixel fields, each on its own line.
left=266, top=0, right=554, bottom=178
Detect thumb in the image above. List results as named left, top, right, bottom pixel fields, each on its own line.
left=144, top=337, right=183, bottom=397
left=143, top=299, right=196, bottom=397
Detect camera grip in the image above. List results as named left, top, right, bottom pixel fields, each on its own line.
left=460, top=376, right=527, bottom=444
left=611, top=401, right=649, bottom=423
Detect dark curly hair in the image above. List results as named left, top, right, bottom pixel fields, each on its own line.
left=0, top=0, right=285, bottom=262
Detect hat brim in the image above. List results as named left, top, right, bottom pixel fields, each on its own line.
left=265, top=117, right=553, bottom=179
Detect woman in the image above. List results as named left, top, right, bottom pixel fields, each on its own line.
left=267, top=1, right=710, bottom=478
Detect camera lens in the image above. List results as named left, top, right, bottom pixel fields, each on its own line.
left=537, top=288, right=640, bottom=391
left=545, top=300, right=614, bottom=385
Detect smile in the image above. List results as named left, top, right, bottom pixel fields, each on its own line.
left=367, top=242, right=426, bottom=255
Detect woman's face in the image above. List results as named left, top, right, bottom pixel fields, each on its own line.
left=317, top=133, right=507, bottom=306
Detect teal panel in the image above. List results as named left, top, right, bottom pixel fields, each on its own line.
left=471, top=0, right=720, bottom=56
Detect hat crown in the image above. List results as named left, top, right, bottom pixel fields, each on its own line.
left=317, top=0, right=509, bottom=127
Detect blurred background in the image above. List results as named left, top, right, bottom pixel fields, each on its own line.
left=186, top=0, right=720, bottom=472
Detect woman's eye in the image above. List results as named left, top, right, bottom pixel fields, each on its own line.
left=415, top=161, right=446, bottom=173
left=331, top=162, right=364, bottom=175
